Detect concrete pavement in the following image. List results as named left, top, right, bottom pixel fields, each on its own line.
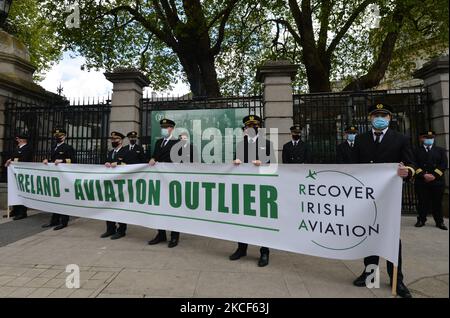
left=0, top=211, right=448, bottom=298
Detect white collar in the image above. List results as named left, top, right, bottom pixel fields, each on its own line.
left=18, top=143, right=27, bottom=148
left=372, top=127, right=389, bottom=135
left=248, top=135, right=259, bottom=143
left=56, top=142, right=65, bottom=147
left=424, top=144, right=433, bottom=149
left=114, top=146, right=122, bottom=152
left=347, top=140, right=354, bottom=146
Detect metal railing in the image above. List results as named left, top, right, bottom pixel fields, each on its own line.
left=1, top=95, right=111, bottom=182
left=293, top=88, right=431, bottom=213
left=140, top=94, right=263, bottom=156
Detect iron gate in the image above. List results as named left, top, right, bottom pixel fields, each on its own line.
left=140, top=95, right=263, bottom=157
left=1, top=95, right=111, bottom=182
left=293, top=87, right=431, bottom=213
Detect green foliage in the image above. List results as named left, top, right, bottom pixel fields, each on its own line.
left=7, top=0, right=63, bottom=80
left=7, top=0, right=449, bottom=93
left=40, top=0, right=274, bottom=94
left=281, top=0, right=449, bottom=91
left=382, top=0, right=449, bottom=85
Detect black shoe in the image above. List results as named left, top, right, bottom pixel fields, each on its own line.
left=13, top=214, right=27, bottom=221
left=42, top=223, right=58, bottom=228
left=148, top=234, right=167, bottom=245
left=258, top=253, right=269, bottom=267
left=6, top=210, right=16, bottom=218
left=53, top=224, right=67, bottom=231
left=100, top=231, right=116, bottom=238
left=110, top=232, right=126, bottom=240
left=436, top=223, right=448, bottom=230
left=353, top=272, right=369, bottom=287
left=168, top=238, right=179, bottom=248
left=229, top=249, right=247, bottom=261
left=415, top=220, right=425, bottom=227
left=395, top=281, right=412, bottom=298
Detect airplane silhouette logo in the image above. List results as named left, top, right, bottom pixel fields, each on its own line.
left=306, top=170, right=317, bottom=180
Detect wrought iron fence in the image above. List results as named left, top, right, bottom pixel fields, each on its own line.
left=293, top=88, right=431, bottom=213
left=140, top=94, right=263, bottom=156
left=1, top=95, right=111, bottom=182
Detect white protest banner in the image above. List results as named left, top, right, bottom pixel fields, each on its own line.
left=7, top=162, right=402, bottom=264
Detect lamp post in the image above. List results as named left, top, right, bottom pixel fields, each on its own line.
left=0, top=0, right=13, bottom=29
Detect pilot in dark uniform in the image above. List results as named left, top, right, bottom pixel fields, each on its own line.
left=100, top=131, right=130, bottom=240
left=230, top=115, right=276, bottom=267
left=148, top=119, right=181, bottom=248
left=124, top=131, right=146, bottom=164
left=42, top=127, right=76, bottom=230
left=176, top=132, right=199, bottom=163
left=351, top=103, right=416, bottom=298
left=414, top=131, right=448, bottom=230
left=282, top=125, right=307, bottom=163
left=4, top=132, right=33, bottom=220
left=336, top=126, right=358, bottom=164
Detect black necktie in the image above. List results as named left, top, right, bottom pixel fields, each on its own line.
left=426, top=146, right=430, bottom=152
left=350, top=142, right=354, bottom=148
left=112, top=151, right=116, bottom=159
left=161, top=139, right=167, bottom=148
left=374, top=132, right=383, bottom=144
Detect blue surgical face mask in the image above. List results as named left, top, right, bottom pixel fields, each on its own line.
left=161, top=128, right=169, bottom=138
left=372, top=117, right=390, bottom=130
left=347, top=134, right=356, bottom=142
left=423, top=138, right=434, bottom=146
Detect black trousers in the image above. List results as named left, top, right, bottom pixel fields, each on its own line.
left=50, top=213, right=69, bottom=226
left=11, top=205, right=27, bottom=217
left=237, top=242, right=269, bottom=255
left=364, top=240, right=403, bottom=283
left=106, top=221, right=127, bottom=234
left=157, top=229, right=179, bottom=240
left=415, top=184, right=445, bottom=225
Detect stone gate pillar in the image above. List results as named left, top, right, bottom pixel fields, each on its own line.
left=256, top=60, right=299, bottom=162
left=414, top=55, right=449, bottom=216
left=104, top=69, right=149, bottom=138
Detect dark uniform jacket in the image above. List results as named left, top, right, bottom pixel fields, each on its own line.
left=177, top=141, right=199, bottom=163
left=51, top=143, right=76, bottom=163
left=336, top=141, right=355, bottom=164
left=352, top=129, right=416, bottom=177
left=106, top=146, right=130, bottom=165
left=235, top=136, right=276, bottom=164
left=152, top=138, right=179, bottom=163
left=282, top=140, right=307, bottom=163
left=123, top=144, right=146, bottom=164
left=414, top=145, right=447, bottom=187
left=11, top=144, right=33, bottom=162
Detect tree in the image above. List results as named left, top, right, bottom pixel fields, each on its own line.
left=272, top=0, right=448, bottom=92
left=5, top=0, right=63, bottom=80
left=41, top=0, right=273, bottom=97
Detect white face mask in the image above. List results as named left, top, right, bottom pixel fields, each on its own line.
left=423, top=138, right=434, bottom=146
left=161, top=128, right=169, bottom=138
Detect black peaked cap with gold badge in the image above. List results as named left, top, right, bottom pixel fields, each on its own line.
left=243, top=115, right=261, bottom=126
